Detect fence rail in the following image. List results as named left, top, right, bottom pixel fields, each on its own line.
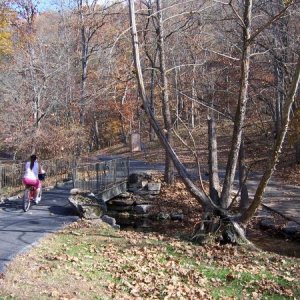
left=0, top=157, right=75, bottom=191
left=73, top=158, right=129, bottom=193
left=0, top=157, right=129, bottom=196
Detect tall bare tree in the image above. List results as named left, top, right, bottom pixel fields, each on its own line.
left=156, top=0, right=174, bottom=183
left=129, top=0, right=300, bottom=243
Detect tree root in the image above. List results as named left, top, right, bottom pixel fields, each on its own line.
left=191, top=212, right=259, bottom=251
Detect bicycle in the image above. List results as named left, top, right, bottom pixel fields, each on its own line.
left=22, top=171, right=46, bottom=212
left=23, top=185, right=42, bottom=212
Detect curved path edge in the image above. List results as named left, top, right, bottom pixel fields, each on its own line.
left=0, top=183, right=78, bottom=273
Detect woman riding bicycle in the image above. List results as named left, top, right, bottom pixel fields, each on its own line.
left=22, top=154, right=43, bottom=204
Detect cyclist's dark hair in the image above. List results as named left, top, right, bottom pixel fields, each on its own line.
left=30, top=154, right=37, bottom=170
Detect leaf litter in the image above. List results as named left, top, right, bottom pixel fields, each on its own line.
left=0, top=217, right=298, bottom=300
left=0, top=178, right=299, bottom=299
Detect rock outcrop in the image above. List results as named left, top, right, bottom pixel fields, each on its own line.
left=68, top=193, right=104, bottom=219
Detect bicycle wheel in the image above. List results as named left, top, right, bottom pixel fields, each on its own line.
left=23, top=189, right=31, bottom=212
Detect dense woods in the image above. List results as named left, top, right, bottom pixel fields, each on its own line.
left=1, top=0, right=300, bottom=241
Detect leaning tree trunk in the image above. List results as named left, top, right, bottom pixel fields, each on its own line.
left=128, top=0, right=212, bottom=209
left=241, top=55, right=300, bottom=224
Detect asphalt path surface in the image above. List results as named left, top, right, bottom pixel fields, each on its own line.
left=0, top=183, right=78, bottom=273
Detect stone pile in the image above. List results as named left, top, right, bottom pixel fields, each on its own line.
left=68, top=172, right=163, bottom=229
left=105, top=172, right=162, bottom=226
left=68, top=189, right=120, bottom=229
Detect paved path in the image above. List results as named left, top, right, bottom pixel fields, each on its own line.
left=0, top=183, right=78, bottom=273
left=246, top=174, right=300, bottom=224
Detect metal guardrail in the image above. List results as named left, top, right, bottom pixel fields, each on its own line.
left=0, top=157, right=75, bottom=190
left=0, top=157, right=129, bottom=195
left=0, top=163, right=23, bottom=189
left=73, top=158, right=129, bottom=193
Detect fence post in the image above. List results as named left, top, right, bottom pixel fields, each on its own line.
left=113, top=159, right=117, bottom=185
left=0, top=165, right=2, bottom=190
left=72, top=160, right=77, bottom=188
left=96, top=163, right=100, bottom=192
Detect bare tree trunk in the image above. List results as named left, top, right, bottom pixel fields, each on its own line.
left=208, top=115, right=220, bottom=204
left=241, top=55, right=300, bottom=224
left=156, top=0, right=174, bottom=184
left=79, top=0, right=88, bottom=126
left=28, top=44, right=39, bottom=128
left=142, top=2, right=158, bottom=142
left=173, top=63, right=181, bottom=129
left=220, top=0, right=252, bottom=209
left=191, top=65, right=198, bottom=128
left=275, top=64, right=285, bottom=135
left=238, top=138, right=249, bottom=211
left=149, top=57, right=157, bottom=142
left=129, top=0, right=213, bottom=210
left=92, top=113, right=100, bottom=150
left=117, top=85, right=130, bottom=145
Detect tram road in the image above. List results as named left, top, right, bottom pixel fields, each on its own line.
left=0, top=183, right=78, bottom=273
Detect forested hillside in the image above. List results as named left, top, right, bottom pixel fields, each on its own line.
left=0, top=0, right=298, bottom=159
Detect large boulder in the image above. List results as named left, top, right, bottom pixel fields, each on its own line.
left=128, top=172, right=152, bottom=185
left=127, top=172, right=152, bottom=192
left=134, top=204, right=152, bottom=214
left=68, top=194, right=104, bottom=219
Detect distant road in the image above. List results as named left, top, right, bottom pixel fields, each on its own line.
left=0, top=183, right=78, bottom=273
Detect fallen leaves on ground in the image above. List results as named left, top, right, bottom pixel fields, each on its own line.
left=0, top=219, right=299, bottom=300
